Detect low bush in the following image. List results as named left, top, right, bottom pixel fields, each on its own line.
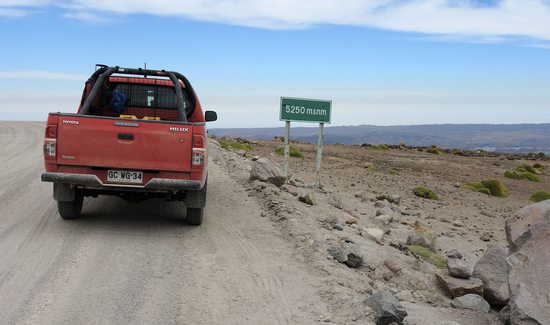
left=530, top=191, right=550, bottom=203
left=518, top=164, right=537, bottom=174
left=365, top=165, right=380, bottom=173
left=369, top=144, right=390, bottom=151
left=451, top=148, right=464, bottom=155
left=376, top=194, right=400, bottom=205
left=407, top=245, right=447, bottom=268
left=413, top=186, right=438, bottom=200
left=426, top=148, right=440, bottom=155
left=219, top=139, right=253, bottom=151
left=466, top=179, right=509, bottom=197
left=388, top=167, right=400, bottom=175
left=504, top=170, right=541, bottom=182
left=276, top=146, right=304, bottom=158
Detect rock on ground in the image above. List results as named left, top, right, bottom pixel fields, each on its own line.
left=299, top=191, right=316, bottom=205
left=451, top=294, right=490, bottom=313
left=364, top=227, right=384, bottom=242
left=365, top=290, right=408, bottom=325
left=505, top=200, right=550, bottom=324
left=446, top=249, right=463, bottom=259
left=249, top=158, right=286, bottom=187
left=447, top=258, right=472, bottom=279
left=344, top=244, right=364, bottom=268
left=435, top=270, right=483, bottom=298
left=472, top=245, right=509, bottom=306
left=327, top=243, right=347, bottom=263
left=406, top=233, right=436, bottom=251
left=328, top=193, right=344, bottom=209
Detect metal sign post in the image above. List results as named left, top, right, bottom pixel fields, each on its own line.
left=284, top=121, right=290, bottom=177
left=279, top=97, right=332, bottom=187
left=315, top=122, right=324, bottom=187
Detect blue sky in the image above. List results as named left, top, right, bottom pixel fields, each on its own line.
left=0, top=0, right=549, bottom=127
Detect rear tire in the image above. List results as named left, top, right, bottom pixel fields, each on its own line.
left=57, top=194, right=83, bottom=219
left=186, top=207, right=203, bottom=225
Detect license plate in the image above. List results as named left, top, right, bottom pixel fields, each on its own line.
left=107, top=170, right=143, bottom=184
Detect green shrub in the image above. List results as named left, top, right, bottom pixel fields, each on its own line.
left=276, top=146, right=304, bottom=158
left=504, top=170, right=521, bottom=180
left=533, top=163, right=543, bottom=169
left=477, top=188, right=492, bottom=195
left=407, top=245, right=447, bottom=268
left=426, top=148, right=440, bottom=155
left=376, top=194, right=400, bottom=205
left=530, top=191, right=550, bottom=202
left=388, top=167, right=400, bottom=175
left=518, top=164, right=537, bottom=174
left=365, top=165, right=380, bottom=173
left=451, top=148, right=464, bottom=155
left=505, top=170, right=541, bottom=182
left=467, top=179, right=509, bottom=197
left=219, top=139, right=253, bottom=151
left=481, top=179, right=509, bottom=197
left=521, top=173, right=540, bottom=182
left=413, top=186, right=438, bottom=200
left=369, top=144, right=390, bottom=151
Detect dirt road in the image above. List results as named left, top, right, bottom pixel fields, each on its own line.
left=0, top=121, right=328, bottom=324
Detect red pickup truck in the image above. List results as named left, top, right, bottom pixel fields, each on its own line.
left=41, top=65, right=217, bottom=225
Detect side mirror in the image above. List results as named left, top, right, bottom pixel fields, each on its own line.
left=205, top=110, right=217, bottom=122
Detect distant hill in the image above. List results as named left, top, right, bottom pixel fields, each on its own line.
left=209, top=124, right=550, bottom=154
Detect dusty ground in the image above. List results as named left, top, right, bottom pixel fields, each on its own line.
left=212, top=136, right=549, bottom=324
left=1, top=121, right=547, bottom=324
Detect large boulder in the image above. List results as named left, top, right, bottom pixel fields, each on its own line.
left=505, top=200, right=550, bottom=324
left=435, top=269, right=483, bottom=298
left=249, top=158, right=286, bottom=187
left=472, top=245, right=509, bottom=307
left=451, top=294, right=490, bottom=313
left=365, top=290, right=408, bottom=325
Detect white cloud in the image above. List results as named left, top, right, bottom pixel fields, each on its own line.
left=0, top=70, right=86, bottom=80
left=2, top=1, right=550, bottom=44
left=0, top=7, right=26, bottom=16
left=63, top=11, right=106, bottom=23
left=0, top=0, right=51, bottom=17
left=59, top=0, right=550, bottom=41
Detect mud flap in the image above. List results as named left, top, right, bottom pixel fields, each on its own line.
left=185, top=179, right=207, bottom=208
left=53, top=183, right=75, bottom=202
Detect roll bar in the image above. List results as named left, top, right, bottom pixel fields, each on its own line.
left=79, top=66, right=197, bottom=122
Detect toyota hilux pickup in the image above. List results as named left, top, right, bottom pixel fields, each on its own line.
left=41, top=65, right=217, bottom=225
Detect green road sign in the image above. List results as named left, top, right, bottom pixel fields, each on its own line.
left=280, top=97, right=332, bottom=123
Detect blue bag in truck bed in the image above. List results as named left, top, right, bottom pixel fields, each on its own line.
left=109, top=89, right=128, bottom=113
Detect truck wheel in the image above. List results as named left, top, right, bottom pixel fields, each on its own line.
left=57, top=194, right=83, bottom=219
left=186, top=207, right=203, bottom=225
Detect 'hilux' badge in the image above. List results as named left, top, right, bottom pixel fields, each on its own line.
left=170, top=127, right=189, bottom=132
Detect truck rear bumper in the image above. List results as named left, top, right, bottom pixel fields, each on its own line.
left=41, top=172, right=202, bottom=191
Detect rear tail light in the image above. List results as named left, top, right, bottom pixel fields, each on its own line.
left=192, top=148, right=205, bottom=166
left=45, top=125, right=57, bottom=138
left=192, top=134, right=205, bottom=148
left=43, top=139, right=57, bottom=158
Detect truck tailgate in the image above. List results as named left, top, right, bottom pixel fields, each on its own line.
left=56, top=115, right=193, bottom=172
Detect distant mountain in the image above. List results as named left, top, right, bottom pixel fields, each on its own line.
left=209, top=124, right=550, bottom=154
